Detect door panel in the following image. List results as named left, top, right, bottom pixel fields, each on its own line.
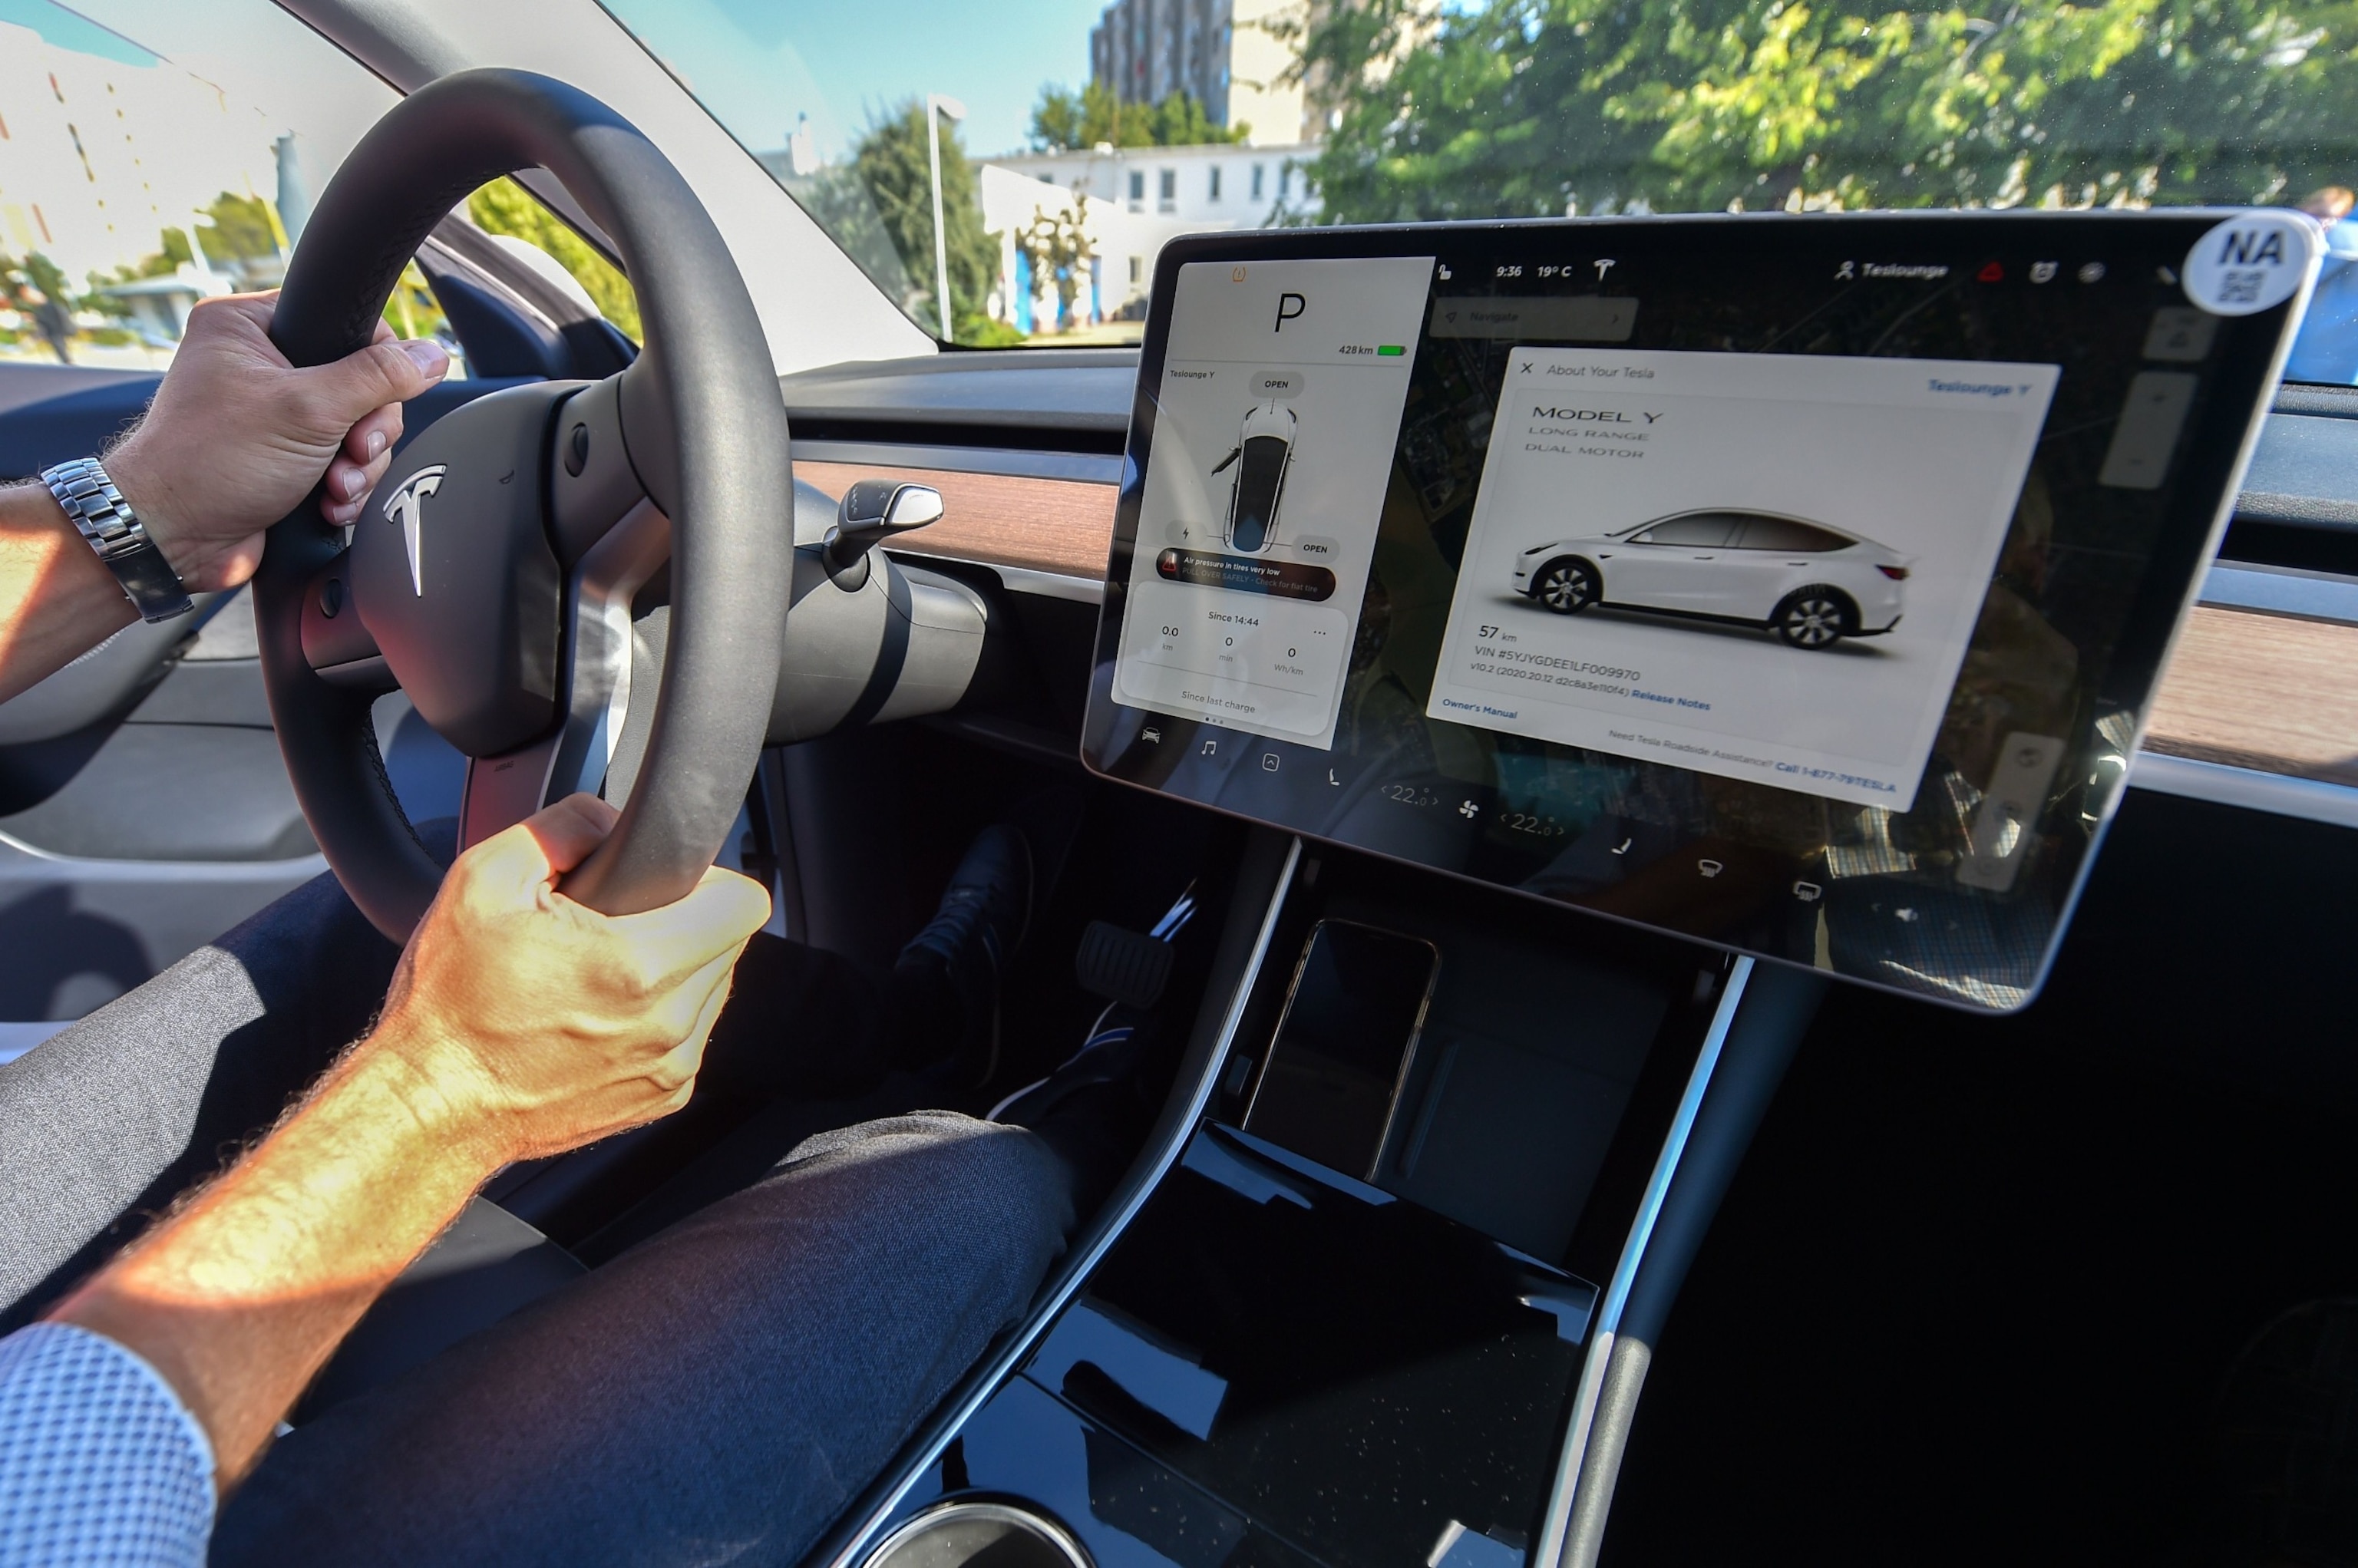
left=1, top=723, right=312, bottom=861
left=0, top=366, right=493, bottom=1035
left=1605, top=517, right=1738, bottom=609
left=1596, top=542, right=1681, bottom=606
left=1723, top=517, right=1844, bottom=619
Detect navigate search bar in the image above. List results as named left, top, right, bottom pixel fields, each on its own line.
left=1428, top=295, right=1638, bottom=342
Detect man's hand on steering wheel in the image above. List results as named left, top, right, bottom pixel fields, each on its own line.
left=107, top=292, right=451, bottom=593
left=372, top=794, right=774, bottom=1168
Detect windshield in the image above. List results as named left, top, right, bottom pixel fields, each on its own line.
left=605, top=0, right=2358, bottom=376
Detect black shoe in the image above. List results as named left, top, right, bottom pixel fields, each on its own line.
left=992, top=1013, right=1164, bottom=1216
left=991, top=1012, right=1146, bottom=1126
left=895, top=824, right=1033, bottom=1087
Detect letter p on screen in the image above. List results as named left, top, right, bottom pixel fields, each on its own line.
left=1275, top=292, right=1306, bottom=331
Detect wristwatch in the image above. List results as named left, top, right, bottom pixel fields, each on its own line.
left=41, top=457, right=193, bottom=623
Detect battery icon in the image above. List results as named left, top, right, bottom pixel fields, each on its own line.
left=1377, top=345, right=1405, bottom=356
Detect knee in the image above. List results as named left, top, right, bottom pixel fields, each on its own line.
left=782, top=1111, right=1076, bottom=1255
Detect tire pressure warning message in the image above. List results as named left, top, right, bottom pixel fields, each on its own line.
left=1426, top=347, right=2058, bottom=809
left=1115, top=256, right=1433, bottom=748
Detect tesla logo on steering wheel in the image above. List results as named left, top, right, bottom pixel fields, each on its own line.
left=381, top=464, right=447, bottom=597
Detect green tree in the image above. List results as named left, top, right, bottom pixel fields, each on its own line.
left=850, top=101, right=1002, bottom=340
left=193, top=192, right=282, bottom=267
left=2, top=252, right=83, bottom=362
left=782, top=163, right=918, bottom=309
left=1032, top=82, right=1130, bottom=150
left=1029, top=81, right=1247, bottom=151
left=1294, top=0, right=2358, bottom=224
left=1150, top=89, right=1249, bottom=146
left=466, top=178, right=642, bottom=340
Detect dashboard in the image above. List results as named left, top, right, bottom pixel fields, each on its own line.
left=1072, top=213, right=2313, bottom=1011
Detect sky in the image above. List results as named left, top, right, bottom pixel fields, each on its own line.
left=599, top=0, right=1110, bottom=161
left=0, top=0, right=153, bottom=61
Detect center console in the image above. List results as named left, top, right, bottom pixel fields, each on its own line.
left=822, top=210, right=2309, bottom=1568
left=844, top=840, right=1818, bottom=1568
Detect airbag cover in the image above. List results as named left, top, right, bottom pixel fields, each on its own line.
left=354, top=381, right=570, bottom=757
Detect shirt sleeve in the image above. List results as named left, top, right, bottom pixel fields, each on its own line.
left=0, top=1322, right=215, bottom=1568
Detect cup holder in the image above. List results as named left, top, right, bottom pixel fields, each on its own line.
left=860, top=1500, right=1092, bottom=1568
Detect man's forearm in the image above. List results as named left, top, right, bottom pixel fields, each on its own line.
left=0, top=480, right=141, bottom=705
left=49, top=1026, right=504, bottom=1488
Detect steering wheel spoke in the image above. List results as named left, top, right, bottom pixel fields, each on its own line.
left=457, top=496, right=671, bottom=851
left=550, top=371, right=653, bottom=564
left=297, top=550, right=395, bottom=692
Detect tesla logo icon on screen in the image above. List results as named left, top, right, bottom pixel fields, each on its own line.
left=381, top=464, right=447, bottom=597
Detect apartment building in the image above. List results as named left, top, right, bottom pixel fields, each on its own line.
left=1088, top=0, right=1318, bottom=147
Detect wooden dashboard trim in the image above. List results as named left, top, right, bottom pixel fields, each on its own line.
left=795, top=460, right=1116, bottom=581
left=797, top=459, right=2358, bottom=796
left=2143, top=604, right=2358, bottom=788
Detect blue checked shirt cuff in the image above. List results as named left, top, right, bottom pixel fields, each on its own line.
left=0, top=1322, right=215, bottom=1568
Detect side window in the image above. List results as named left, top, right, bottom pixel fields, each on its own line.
left=1634, top=514, right=1739, bottom=546
left=0, top=2, right=395, bottom=373
left=1735, top=517, right=1847, bottom=551
left=0, top=4, right=636, bottom=378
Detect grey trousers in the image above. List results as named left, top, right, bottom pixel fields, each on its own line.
left=0, top=872, right=1074, bottom=1565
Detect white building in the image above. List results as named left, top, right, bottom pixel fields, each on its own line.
left=986, top=143, right=1317, bottom=322
left=1089, top=0, right=1322, bottom=147
left=0, top=21, right=291, bottom=284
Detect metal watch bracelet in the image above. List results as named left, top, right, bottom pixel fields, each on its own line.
left=40, top=457, right=194, bottom=624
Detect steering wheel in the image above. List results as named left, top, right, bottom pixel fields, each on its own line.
left=253, top=69, right=791, bottom=942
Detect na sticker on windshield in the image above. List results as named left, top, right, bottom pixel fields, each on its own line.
left=2184, top=211, right=2320, bottom=317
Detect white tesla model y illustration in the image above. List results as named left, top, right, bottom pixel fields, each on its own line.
left=1210, top=402, right=1298, bottom=555
left=1511, top=509, right=1911, bottom=649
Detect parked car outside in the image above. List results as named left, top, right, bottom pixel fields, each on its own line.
left=1511, top=508, right=1911, bottom=649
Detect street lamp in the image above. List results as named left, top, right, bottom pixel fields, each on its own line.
left=926, top=94, right=967, bottom=342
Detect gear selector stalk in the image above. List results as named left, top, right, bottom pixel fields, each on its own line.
left=824, top=480, right=943, bottom=587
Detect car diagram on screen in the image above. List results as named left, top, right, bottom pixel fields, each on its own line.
left=1211, top=402, right=1298, bottom=554
left=1511, top=508, right=1911, bottom=649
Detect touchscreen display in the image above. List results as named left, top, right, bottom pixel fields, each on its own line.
left=1426, top=347, right=2056, bottom=812
left=1082, top=214, right=2310, bottom=1010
